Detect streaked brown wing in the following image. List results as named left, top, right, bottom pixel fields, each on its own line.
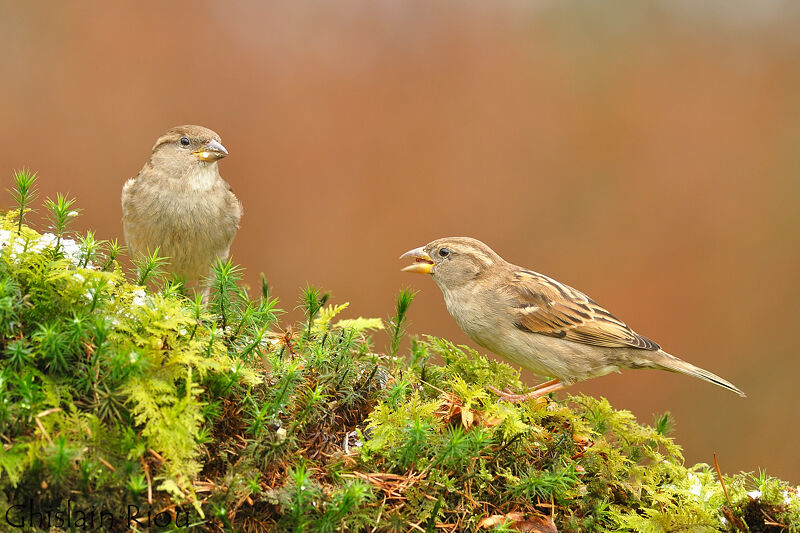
left=506, top=269, right=659, bottom=351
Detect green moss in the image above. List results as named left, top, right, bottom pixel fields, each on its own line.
left=0, top=171, right=797, bottom=532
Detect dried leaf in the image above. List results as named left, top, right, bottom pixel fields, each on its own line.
left=478, top=513, right=557, bottom=532
left=478, top=512, right=524, bottom=528
left=515, top=516, right=557, bottom=533
left=460, top=406, right=474, bottom=428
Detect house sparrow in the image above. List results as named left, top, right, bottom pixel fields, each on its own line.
left=121, top=125, right=242, bottom=284
left=401, top=237, right=744, bottom=402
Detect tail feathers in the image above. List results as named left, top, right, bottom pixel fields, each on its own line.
left=646, top=351, right=746, bottom=397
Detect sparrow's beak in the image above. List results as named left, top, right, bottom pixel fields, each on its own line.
left=193, top=139, right=228, bottom=161
left=400, top=246, right=434, bottom=274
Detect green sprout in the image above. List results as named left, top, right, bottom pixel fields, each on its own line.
left=9, top=168, right=37, bottom=234
left=133, top=247, right=168, bottom=286
left=44, top=192, right=79, bottom=248
left=388, top=287, right=416, bottom=358
left=300, top=284, right=329, bottom=339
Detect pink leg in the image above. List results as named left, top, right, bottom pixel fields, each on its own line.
left=530, top=378, right=560, bottom=392
left=487, top=378, right=560, bottom=396
left=488, top=379, right=567, bottom=404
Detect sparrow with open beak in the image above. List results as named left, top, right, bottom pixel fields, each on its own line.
left=401, top=237, right=744, bottom=402
left=121, top=125, right=242, bottom=284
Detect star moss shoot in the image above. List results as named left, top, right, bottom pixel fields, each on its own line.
left=0, top=169, right=797, bottom=531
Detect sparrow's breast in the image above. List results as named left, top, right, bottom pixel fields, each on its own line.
left=440, top=285, right=510, bottom=350
left=122, top=167, right=240, bottom=280
left=440, top=284, right=620, bottom=382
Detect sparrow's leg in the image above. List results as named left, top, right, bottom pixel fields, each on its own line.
left=487, top=378, right=560, bottom=396
left=487, top=379, right=566, bottom=403
left=529, top=378, right=560, bottom=391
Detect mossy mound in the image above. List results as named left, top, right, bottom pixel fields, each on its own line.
left=0, top=172, right=798, bottom=532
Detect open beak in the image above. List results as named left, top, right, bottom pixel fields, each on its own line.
left=193, top=139, right=228, bottom=161
left=400, top=246, right=434, bottom=274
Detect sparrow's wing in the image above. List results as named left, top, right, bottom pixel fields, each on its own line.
left=506, top=269, right=660, bottom=350
left=221, top=181, right=243, bottom=224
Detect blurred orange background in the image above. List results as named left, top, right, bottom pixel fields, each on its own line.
left=2, top=2, right=798, bottom=480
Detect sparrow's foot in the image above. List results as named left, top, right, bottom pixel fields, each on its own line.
left=487, top=385, right=511, bottom=397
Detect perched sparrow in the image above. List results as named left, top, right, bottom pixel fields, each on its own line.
left=121, top=125, right=242, bottom=284
left=401, top=237, right=744, bottom=401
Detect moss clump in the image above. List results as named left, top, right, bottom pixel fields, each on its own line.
left=0, top=170, right=798, bottom=532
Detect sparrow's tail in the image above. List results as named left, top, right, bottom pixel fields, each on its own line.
left=641, top=350, right=746, bottom=397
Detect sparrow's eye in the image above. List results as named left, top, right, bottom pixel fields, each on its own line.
left=438, top=247, right=451, bottom=258
left=179, top=137, right=191, bottom=147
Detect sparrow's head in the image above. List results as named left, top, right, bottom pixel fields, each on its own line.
left=148, top=125, right=228, bottom=176
left=400, top=237, right=504, bottom=290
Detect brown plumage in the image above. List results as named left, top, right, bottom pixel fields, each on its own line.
left=401, top=236, right=745, bottom=402
left=508, top=269, right=660, bottom=350
left=121, top=125, right=242, bottom=284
